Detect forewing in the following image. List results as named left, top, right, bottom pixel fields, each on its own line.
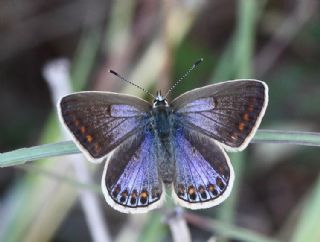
left=102, top=131, right=164, bottom=213
left=58, top=91, right=151, bottom=163
left=172, top=80, right=268, bottom=151
left=172, top=127, right=234, bottom=209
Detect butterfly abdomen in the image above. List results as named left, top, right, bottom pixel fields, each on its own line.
left=156, top=139, right=175, bottom=184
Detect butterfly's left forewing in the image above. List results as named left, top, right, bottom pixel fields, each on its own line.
left=172, top=127, right=234, bottom=209
left=58, top=91, right=151, bottom=163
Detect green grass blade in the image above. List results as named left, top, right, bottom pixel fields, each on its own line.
left=1, top=129, right=320, bottom=167
left=291, top=175, right=320, bottom=242
left=217, top=152, right=244, bottom=221
left=0, top=141, right=78, bottom=167
left=71, top=28, right=102, bottom=91
left=137, top=213, right=167, bottom=242
left=211, top=38, right=236, bottom=82
left=215, top=1, right=260, bottom=241
left=253, top=129, right=320, bottom=146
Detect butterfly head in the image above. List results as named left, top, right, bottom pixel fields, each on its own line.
left=153, top=90, right=168, bottom=108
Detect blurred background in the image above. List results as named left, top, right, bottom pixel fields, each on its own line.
left=0, top=0, right=320, bottom=241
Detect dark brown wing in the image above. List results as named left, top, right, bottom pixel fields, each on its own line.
left=58, top=91, right=151, bottom=163
left=171, top=80, right=268, bottom=151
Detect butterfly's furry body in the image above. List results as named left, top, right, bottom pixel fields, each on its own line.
left=150, top=101, right=175, bottom=184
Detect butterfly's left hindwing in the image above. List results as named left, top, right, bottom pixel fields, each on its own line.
left=172, top=127, right=234, bottom=209
left=102, top=130, right=165, bottom=213
left=58, top=91, right=151, bottom=163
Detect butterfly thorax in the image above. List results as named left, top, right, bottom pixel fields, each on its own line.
left=152, top=97, right=172, bottom=139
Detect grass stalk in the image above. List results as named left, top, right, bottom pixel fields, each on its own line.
left=2, top=130, right=320, bottom=168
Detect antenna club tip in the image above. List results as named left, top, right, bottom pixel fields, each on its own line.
left=194, top=58, right=204, bottom=66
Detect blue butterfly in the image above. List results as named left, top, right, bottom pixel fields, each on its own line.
left=58, top=61, right=268, bottom=213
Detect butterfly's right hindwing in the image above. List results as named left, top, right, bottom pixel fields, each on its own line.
left=58, top=91, right=151, bottom=163
left=172, top=126, right=234, bottom=209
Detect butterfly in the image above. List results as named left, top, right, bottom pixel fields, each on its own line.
left=57, top=62, right=268, bottom=214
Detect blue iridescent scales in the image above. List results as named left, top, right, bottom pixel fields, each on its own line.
left=173, top=128, right=230, bottom=205
left=58, top=79, right=268, bottom=213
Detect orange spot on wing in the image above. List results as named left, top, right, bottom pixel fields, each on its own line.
left=120, top=190, right=128, bottom=199
left=74, top=120, right=80, bottom=126
left=208, top=184, right=215, bottom=192
left=140, top=191, right=148, bottom=198
left=188, top=186, right=195, bottom=195
left=86, top=135, right=93, bottom=143
left=114, top=185, right=121, bottom=193
left=243, top=113, right=249, bottom=121
left=238, top=122, right=245, bottom=131
left=131, top=191, right=137, bottom=199
left=112, top=185, right=121, bottom=197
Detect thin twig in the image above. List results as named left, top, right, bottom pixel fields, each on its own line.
left=16, top=165, right=101, bottom=194
left=166, top=208, right=191, bottom=242
left=43, top=59, right=111, bottom=242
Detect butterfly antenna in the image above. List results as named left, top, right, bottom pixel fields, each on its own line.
left=164, top=58, right=203, bottom=98
left=109, top=70, right=156, bottom=99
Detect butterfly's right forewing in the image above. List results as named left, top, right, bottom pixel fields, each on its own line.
left=171, top=80, right=268, bottom=151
